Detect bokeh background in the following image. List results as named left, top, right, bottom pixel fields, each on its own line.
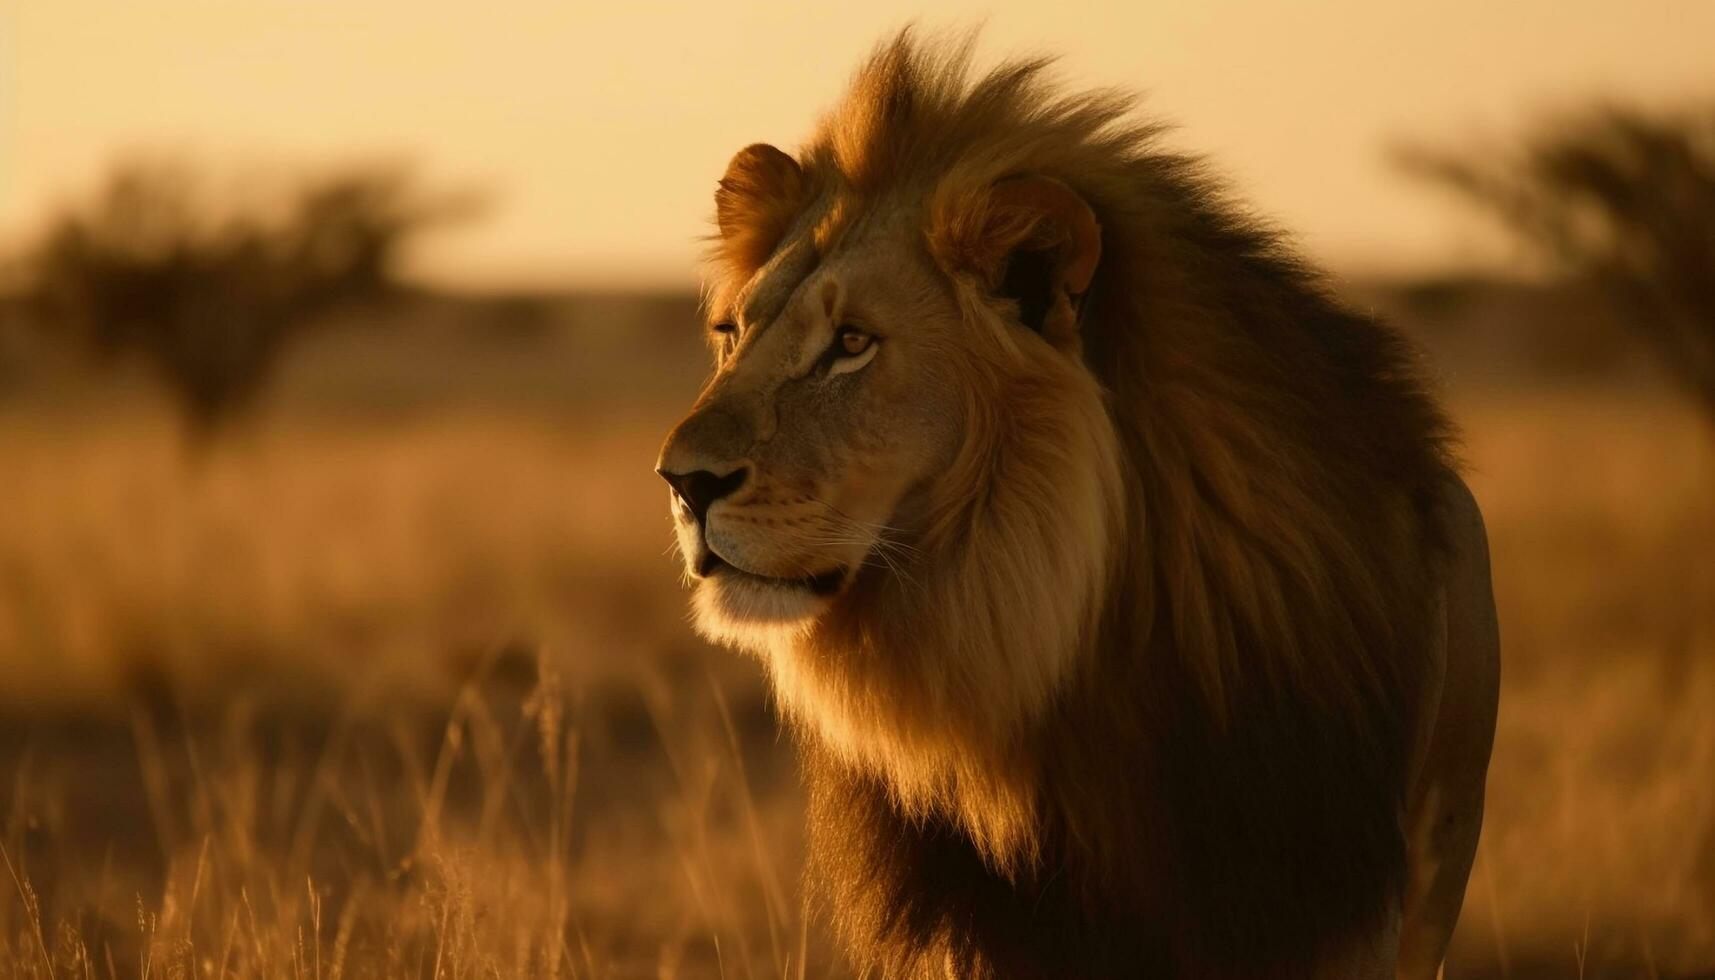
left=2, top=2, right=1712, bottom=977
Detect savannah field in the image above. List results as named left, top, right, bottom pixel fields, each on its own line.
left=0, top=284, right=1710, bottom=978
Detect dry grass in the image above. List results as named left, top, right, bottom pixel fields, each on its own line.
left=0, top=655, right=815, bottom=979
left=0, top=376, right=1709, bottom=977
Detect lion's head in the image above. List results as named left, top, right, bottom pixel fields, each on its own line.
left=658, top=145, right=1118, bottom=638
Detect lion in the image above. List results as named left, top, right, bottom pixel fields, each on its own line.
left=656, top=31, right=1500, bottom=980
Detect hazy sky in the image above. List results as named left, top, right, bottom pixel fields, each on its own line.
left=4, top=1, right=1712, bottom=290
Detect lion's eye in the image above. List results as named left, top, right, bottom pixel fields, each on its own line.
left=836, top=327, right=873, bottom=357
left=827, top=325, right=879, bottom=376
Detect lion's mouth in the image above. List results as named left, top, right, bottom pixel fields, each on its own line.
left=698, top=550, right=846, bottom=597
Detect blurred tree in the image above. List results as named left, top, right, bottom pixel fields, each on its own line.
left=23, top=159, right=479, bottom=439
left=1398, top=105, right=1715, bottom=419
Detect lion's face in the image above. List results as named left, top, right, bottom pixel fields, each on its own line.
left=657, top=222, right=965, bottom=637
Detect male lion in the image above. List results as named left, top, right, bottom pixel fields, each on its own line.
left=657, top=32, right=1499, bottom=980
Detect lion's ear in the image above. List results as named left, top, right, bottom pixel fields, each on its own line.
left=714, top=144, right=806, bottom=270
left=958, top=176, right=1102, bottom=348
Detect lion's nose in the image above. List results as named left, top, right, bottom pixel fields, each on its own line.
left=657, top=466, right=749, bottom=527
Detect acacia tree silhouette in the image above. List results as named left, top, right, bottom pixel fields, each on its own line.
left=1399, top=105, right=1715, bottom=420
left=26, top=159, right=478, bottom=442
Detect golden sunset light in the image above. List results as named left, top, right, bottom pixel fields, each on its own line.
left=1, top=4, right=1711, bottom=977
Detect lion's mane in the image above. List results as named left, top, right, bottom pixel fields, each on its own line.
left=711, top=31, right=1458, bottom=978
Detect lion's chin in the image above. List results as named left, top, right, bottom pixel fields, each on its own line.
left=691, top=570, right=831, bottom=650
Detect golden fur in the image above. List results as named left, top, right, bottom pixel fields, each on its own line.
left=659, top=29, right=1498, bottom=979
